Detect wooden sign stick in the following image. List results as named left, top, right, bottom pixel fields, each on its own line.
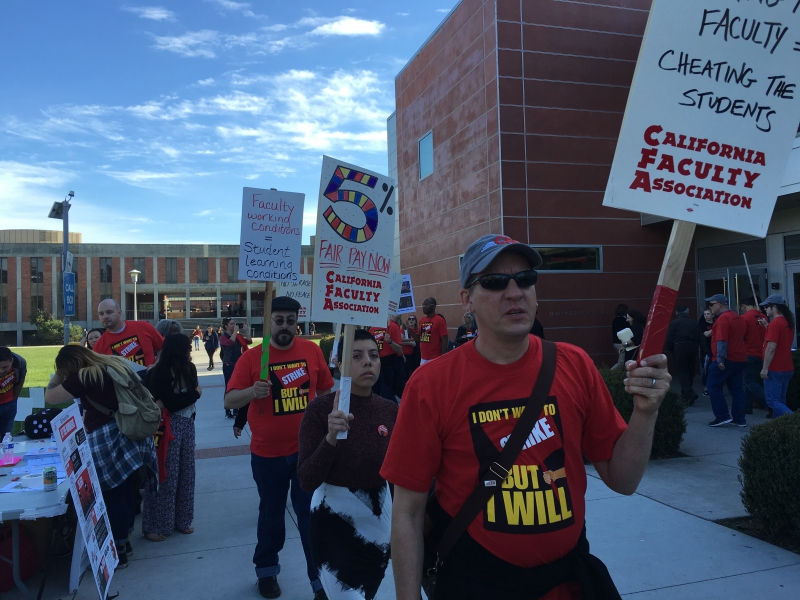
left=337, top=324, right=356, bottom=440
left=637, top=220, right=696, bottom=363
left=260, top=281, right=274, bottom=380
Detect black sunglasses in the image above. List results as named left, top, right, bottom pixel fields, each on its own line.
left=272, top=316, right=297, bottom=327
left=466, top=270, right=538, bottom=291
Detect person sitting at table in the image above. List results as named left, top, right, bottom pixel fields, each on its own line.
left=297, top=329, right=398, bottom=599
left=45, top=346, right=158, bottom=569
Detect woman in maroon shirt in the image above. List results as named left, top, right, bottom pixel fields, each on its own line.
left=298, top=328, right=398, bottom=600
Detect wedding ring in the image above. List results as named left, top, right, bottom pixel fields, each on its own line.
left=651, top=378, right=657, bottom=388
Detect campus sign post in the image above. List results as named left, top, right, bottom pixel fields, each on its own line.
left=603, top=0, right=800, bottom=360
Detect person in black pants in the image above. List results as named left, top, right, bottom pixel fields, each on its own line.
left=203, top=325, right=219, bottom=370
left=219, top=317, right=252, bottom=418
left=666, top=306, right=703, bottom=405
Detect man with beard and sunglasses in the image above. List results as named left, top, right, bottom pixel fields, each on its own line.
left=381, top=234, right=671, bottom=600
left=225, top=296, right=334, bottom=600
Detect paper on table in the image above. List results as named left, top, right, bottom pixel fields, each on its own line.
left=28, top=457, right=62, bottom=466
left=336, top=377, right=351, bottom=440
left=24, top=447, right=59, bottom=458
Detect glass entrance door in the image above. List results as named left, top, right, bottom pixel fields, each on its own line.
left=727, top=266, right=768, bottom=309
left=697, top=270, right=727, bottom=315
left=786, top=265, right=800, bottom=347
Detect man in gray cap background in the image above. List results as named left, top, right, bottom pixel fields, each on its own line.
left=382, top=234, right=671, bottom=599
left=758, top=294, right=796, bottom=419
left=224, top=296, right=334, bottom=600
left=705, top=293, right=748, bottom=427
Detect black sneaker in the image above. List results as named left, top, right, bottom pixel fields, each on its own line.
left=257, top=577, right=281, bottom=599
left=709, top=417, right=733, bottom=427
left=116, top=545, right=128, bottom=570
left=314, top=589, right=328, bottom=600
left=733, top=421, right=747, bottom=427
left=703, top=390, right=710, bottom=396
left=125, top=541, right=133, bottom=556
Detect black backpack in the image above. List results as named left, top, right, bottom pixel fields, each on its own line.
left=24, top=408, right=63, bottom=439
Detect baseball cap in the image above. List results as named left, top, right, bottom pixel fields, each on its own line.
left=705, top=294, right=728, bottom=304
left=460, top=235, right=543, bottom=288
left=272, top=296, right=301, bottom=313
left=759, top=294, right=788, bottom=306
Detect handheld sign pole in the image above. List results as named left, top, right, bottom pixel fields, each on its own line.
left=743, top=253, right=759, bottom=306
left=260, top=281, right=273, bottom=380
left=637, top=220, right=696, bottom=363
left=336, top=324, right=356, bottom=440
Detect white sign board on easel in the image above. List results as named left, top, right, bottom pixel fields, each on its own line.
left=277, top=274, right=312, bottom=321
left=311, top=156, right=396, bottom=327
left=603, top=0, right=800, bottom=237
left=239, top=188, right=305, bottom=281
left=51, top=405, right=118, bottom=600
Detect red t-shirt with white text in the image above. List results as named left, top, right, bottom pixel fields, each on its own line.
left=742, top=309, right=766, bottom=357
left=226, top=339, right=334, bottom=458
left=0, top=371, right=17, bottom=405
left=93, top=321, right=164, bottom=367
left=765, top=316, right=794, bottom=372
left=369, top=322, right=402, bottom=358
left=381, top=336, right=627, bottom=598
left=711, top=310, right=746, bottom=362
left=419, top=314, right=448, bottom=360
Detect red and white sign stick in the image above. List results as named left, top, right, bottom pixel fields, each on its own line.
left=637, top=220, right=696, bottom=363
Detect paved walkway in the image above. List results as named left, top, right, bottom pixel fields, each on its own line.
left=5, top=354, right=798, bottom=599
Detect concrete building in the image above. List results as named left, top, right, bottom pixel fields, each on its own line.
left=0, top=230, right=316, bottom=345
left=391, top=0, right=800, bottom=364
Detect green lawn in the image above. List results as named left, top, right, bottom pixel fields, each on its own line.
left=10, top=345, right=60, bottom=389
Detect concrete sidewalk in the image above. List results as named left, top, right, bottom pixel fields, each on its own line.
left=5, top=354, right=799, bottom=599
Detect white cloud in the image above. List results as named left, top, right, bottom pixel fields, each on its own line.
left=397, top=12, right=410, bottom=16
left=436, top=8, right=451, bottom=13
left=309, top=17, right=385, bottom=37
left=153, top=30, right=219, bottom=58
left=197, top=78, right=215, bottom=86
left=207, top=0, right=256, bottom=18
left=262, top=23, right=288, bottom=32
left=123, top=6, right=176, bottom=21
left=196, top=209, right=213, bottom=216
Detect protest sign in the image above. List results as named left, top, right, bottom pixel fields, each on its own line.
left=51, top=405, right=118, bottom=600
left=277, top=275, right=312, bottom=322
left=311, top=156, right=396, bottom=328
left=388, top=271, right=403, bottom=314
left=398, top=274, right=416, bottom=315
left=238, top=187, right=305, bottom=282
left=603, top=0, right=800, bottom=238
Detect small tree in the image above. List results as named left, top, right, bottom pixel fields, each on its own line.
left=29, top=309, right=82, bottom=345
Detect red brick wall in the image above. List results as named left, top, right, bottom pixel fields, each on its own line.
left=220, top=258, right=229, bottom=284
left=396, top=0, right=500, bottom=332
left=189, top=258, right=197, bottom=284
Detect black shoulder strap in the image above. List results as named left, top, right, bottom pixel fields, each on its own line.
left=436, top=339, right=558, bottom=565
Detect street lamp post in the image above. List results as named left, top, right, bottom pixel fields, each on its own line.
left=48, top=191, right=74, bottom=345
left=129, top=270, right=141, bottom=321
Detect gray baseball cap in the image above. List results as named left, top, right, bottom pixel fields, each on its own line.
left=460, top=234, right=542, bottom=288
left=760, top=294, right=788, bottom=306
left=704, top=294, right=728, bottom=304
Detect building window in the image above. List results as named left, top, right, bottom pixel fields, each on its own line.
left=228, top=258, right=239, bottom=283
left=30, top=257, right=43, bottom=284
left=0, top=296, right=6, bottom=322
left=197, top=258, right=209, bottom=284
left=166, top=258, right=178, bottom=284
left=419, top=131, right=434, bottom=180
left=133, top=257, right=146, bottom=284
left=784, top=234, right=800, bottom=262
left=0, top=258, right=7, bottom=323
left=0, top=257, right=7, bottom=284
left=100, top=293, right=113, bottom=301
left=100, top=258, right=113, bottom=283
left=31, top=294, right=44, bottom=316
left=532, top=247, right=603, bottom=272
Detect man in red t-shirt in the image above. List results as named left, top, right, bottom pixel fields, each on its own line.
left=224, top=296, right=333, bottom=600
left=369, top=317, right=403, bottom=401
left=381, top=234, right=671, bottom=600
left=758, top=295, right=795, bottom=418
left=93, top=299, right=163, bottom=367
left=739, top=296, right=766, bottom=413
left=419, top=298, right=448, bottom=364
left=705, top=294, right=748, bottom=427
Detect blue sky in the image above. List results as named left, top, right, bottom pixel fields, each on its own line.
left=0, top=1, right=458, bottom=244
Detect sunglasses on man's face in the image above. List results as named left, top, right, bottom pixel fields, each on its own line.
left=272, top=316, right=297, bottom=327
left=466, top=270, right=538, bottom=291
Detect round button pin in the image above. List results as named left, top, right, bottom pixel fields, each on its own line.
left=378, top=425, right=388, bottom=437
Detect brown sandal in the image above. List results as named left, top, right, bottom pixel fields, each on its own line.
left=145, top=533, right=166, bottom=542
left=178, top=526, right=194, bottom=534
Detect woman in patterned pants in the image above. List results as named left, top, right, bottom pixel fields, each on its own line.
left=144, top=334, right=202, bottom=541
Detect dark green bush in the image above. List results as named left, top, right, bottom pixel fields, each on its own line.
left=782, top=352, right=800, bottom=411
left=318, top=334, right=336, bottom=364
left=598, top=367, right=687, bottom=458
left=739, top=413, right=800, bottom=541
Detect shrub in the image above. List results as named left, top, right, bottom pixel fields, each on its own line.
left=318, top=334, right=336, bottom=364
left=599, top=366, right=687, bottom=458
left=739, top=413, right=800, bottom=541
left=29, top=310, right=82, bottom=345
left=782, top=352, right=800, bottom=411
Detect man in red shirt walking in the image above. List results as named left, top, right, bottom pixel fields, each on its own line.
left=419, top=298, right=448, bottom=365
left=369, top=317, right=403, bottom=401
left=705, top=294, right=748, bottom=427
left=93, top=298, right=163, bottom=367
left=739, top=296, right=766, bottom=414
left=224, top=296, right=333, bottom=600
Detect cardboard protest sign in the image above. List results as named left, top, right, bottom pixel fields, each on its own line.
left=239, top=187, right=305, bottom=281
left=398, top=273, right=416, bottom=315
left=52, top=405, right=118, bottom=600
left=311, top=156, right=396, bottom=328
left=603, top=0, right=800, bottom=238
left=388, top=271, right=403, bottom=314
left=277, top=275, right=312, bottom=321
